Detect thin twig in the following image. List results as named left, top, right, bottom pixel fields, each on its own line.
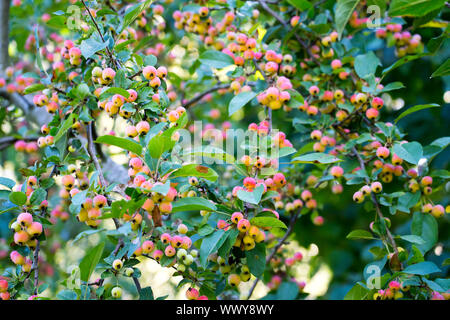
left=182, top=83, right=231, bottom=109
left=32, top=240, right=40, bottom=295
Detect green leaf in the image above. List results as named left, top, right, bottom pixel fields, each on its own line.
left=403, top=261, right=441, bottom=275
left=287, top=0, right=312, bottom=11
left=147, top=135, right=174, bottom=159
left=245, top=243, right=266, bottom=278
left=79, top=242, right=105, bottom=282
left=411, top=212, right=438, bottom=254
left=382, top=53, right=428, bottom=75
left=276, top=281, right=299, bottom=300
left=354, top=52, right=381, bottom=79
left=431, top=58, right=450, bottom=78
left=228, top=91, right=257, bottom=116
left=0, top=177, right=15, bottom=189
left=54, top=113, right=77, bottom=143
left=199, top=50, right=234, bottom=69
left=395, top=104, right=440, bottom=123
left=169, top=164, right=218, bottom=182
left=9, top=192, right=27, bottom=206
left=218, top=229, right=240, bottom=258
left=236, top=184, right=264, bottom=205
left=96, top=135, right=143, bottom=155
left=392, top=142, right=423, bottom=165
left=346, top=229, right=374, bottom=240
left=172, top=197, right=217, bottom=212
left=57, top=289, right=78, bottom=300
left=250, top=217, right=287, bottom=229
left=389, top=0, right=446, bottom=17
left=151, top=180, right=171, bottom=196
left=344, top=283, right=369, bottom=300
left=199, top=229, right=227, bottom=268
left=30, top=188, right=47, bottom=205
left=400, top=235, right=425, bottom=244
left=335, top=0, right=361, bottom=38
left=139, top=287, right=154, bottom=300
left=292, top=152, right=342, bottom=164
left=80, top=37, right=108, bottom=59
left=379, top=82, right=405, bottom=92
left=23, top=83, right=46, bottom=95
left=121, top=0, right=153, bottom=33
left=99, top=87, right=130, bottom=100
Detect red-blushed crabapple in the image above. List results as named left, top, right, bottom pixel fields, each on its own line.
left=309, top=85, right=319, bottom=96
left=0, top=280, right=7, bottom=293
left=290, top=15, right=300, bottom=27
left=10, top=250, right=24, bottom=265
left=243, top=177, right=256, bottom=190
left=167, top=110, right=179, bottom=122
left=391, top=153, right=403, bottom=165
left=313, top=215, right=324, bottom=225
left=228, top=274, right=241, bottom=287
left=310, top=129, right=322, bottom=140
left=112, top=259, right=123, bottom=271
left=14, top=230, right=29, bottom=245
left=93, top=195, right=107, bottom=208
left=161, top=233, right=171, bottom=244
left=237, top=219, right=250, bottom=232
left=62, top=175, right=75, bottom=189
left=421, top=176, right=432, bottom=186
left=332, top=183, right=343, bottom=194
left=186, top=287, right=199, bottom=300
left=231, top=212, right=243, bottom=224
left=102, top=68, right=116, bottom=83
left=301, top=190, right=312, bottom=201
left=136, top=120, right=150, bottom=135
left=216, top=219, right=227, bottom=229
left=371, top=181, right=383, bottom=193
left=360, top=185, right=371, bottom=196
left=142, top=240, right=155, bottom=254
left=171, top=235, right=183, bottom=248
left=330, top=166, right=344, bottom=178
left=376, top=146, right=390, bottom=159
left=153, top=249, right=163, bottom=261
left=164, top=245, right=176, bottom=257
left=293, top=199, right=303, bottom=209
left=88, top=208, right=101, bottom=220
left=0, top=292, right=10, bottom=300
left=273, top=173, right=286, bottom=188
left=431, top=205, right=444, bottom=218
left=142, top=198, right=155, bottom=212
left=17, top=212, right=33, bottom=227
left=331, top=59, right=342, bottom=70
left=371, top=97, right=384, bottom=109
left=129, top=157, right=143, bottom=170
left=294, top=252, right=303, bottom=261
left=27, top=221, right=43, bottom=238
left=159, top=201, right=173, bottom=214
left=422, top=203, right=433, bottom=214
left=366, top=108, right=379, bottom=120
left=126, top=89, right=137, bottom=102
left=353, top=191, right=364, bottom=203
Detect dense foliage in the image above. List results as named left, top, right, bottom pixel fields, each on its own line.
left=0, top=0, right=449, bottom=300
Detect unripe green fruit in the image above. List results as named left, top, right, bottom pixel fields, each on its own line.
left=112, top=259, right=123, bottom=271
left=184, top=255, right=194, bottom=265
left=111, top=286, right=122, bottom=299
left=190, top=249, right=198, bottom=258
left=124, top=268, right=134, bottom=277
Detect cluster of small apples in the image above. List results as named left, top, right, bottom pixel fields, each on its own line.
left=76, top=194, right=108, bottom=228
left=352, top=181, right=384, bottom=203
left=11, top=176, right=48, bottom=211
left=257, top=76, right=294, bottom=111
left=10, top=212, right=43, bottom=248
left=9, top=250, right=32, bottom=273
left=0, top=277, right=10, bottom=300
left=32, top=91, right=61, bottom=115
left=373, top=280, right=405, bottom=300
left=49, top=204, right=70, bottom=222
left=266, top=250, right=306, bottom=292
left=274, top=186, right=318, bottom=212
left=230, top=173, right=286, bottom=200
left=0, top=65, right=35, bottom=95
left=59, top=165, right=90, bottom=199
left=375, top=24, right=423, bottom=58
left=131, top=176, right=178, bottom=217
left=207, top=252, right=253, bottom=289
left=308, top=128, right=337, bottom=153
left=173, top=8, right=217, bottom=37
left=60, top=40, right=83, bottom=66
left=135, top=4, right=165, bottom=29
left=14, top=140, right=38, bottom=154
